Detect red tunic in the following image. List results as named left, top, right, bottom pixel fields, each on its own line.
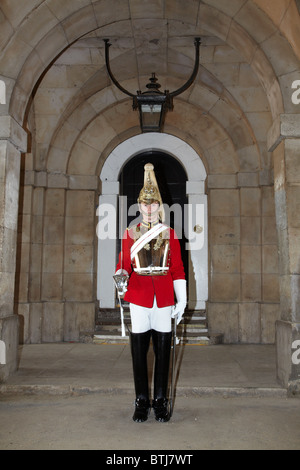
left=116, top=224, right=185, bottom=308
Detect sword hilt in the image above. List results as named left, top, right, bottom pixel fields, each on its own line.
left=113, top=273, right=128, bottom=298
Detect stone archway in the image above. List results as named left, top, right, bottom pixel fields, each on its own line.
left=97, top=133, right=208, bottom=310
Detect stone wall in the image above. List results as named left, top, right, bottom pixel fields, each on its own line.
left=16, top=163, right=97, bottom=343
left=208, top=184, right=280, bottom=343
left=0, top=120, right=27, bottom=381
left=15, top=152, right=281, bottom=344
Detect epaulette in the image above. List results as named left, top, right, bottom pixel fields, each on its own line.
left=127, top=223, right=141, bottom=239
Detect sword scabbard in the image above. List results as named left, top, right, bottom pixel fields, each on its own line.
left=169, top=313, right=178, bottom=417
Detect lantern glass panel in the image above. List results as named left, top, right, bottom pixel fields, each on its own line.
left=140, top=103, right=162, bottom=130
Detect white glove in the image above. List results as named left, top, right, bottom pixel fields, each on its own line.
left=171, top=279, right=187, bottom=325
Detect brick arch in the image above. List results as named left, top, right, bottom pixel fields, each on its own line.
left=45, top=46, right=257, bottom=176
left=1, top=0, right=297, bottom=127
left=49, top=98, right=247, bottom=178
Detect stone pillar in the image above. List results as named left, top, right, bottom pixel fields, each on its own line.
left=0, top=115, right=27, bottom=382
left=268, top=114, right=300, bottom=393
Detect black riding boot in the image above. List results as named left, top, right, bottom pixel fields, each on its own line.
left=151, top=329, right=172, bottom=422
left=130, top=330, right=151, bottom=422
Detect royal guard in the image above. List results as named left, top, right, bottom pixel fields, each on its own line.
left=115, top=163, right=186, bottom=423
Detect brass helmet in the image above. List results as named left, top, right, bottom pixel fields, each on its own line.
left=138, top=163, right=165, bottom=222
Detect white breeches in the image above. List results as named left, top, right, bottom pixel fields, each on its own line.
left=130, top=297, right=172, bottom=333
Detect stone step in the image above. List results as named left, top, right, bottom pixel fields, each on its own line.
left=96, top=319, right=208, bottom=332
left=97, top=309, right=207, bottom=322
left=93, top=332, right=130, bottom=344
left=88, top=332, right=223, bottom=346
left=96, top=308, right=206, bottom=321
left=80, top=328, right=223, bottom=346
left=81, top=332, right=223, bottom=346
left=80, top=308, right=223, bottom=346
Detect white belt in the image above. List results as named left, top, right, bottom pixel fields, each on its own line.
left=134, top=266, right=169, bottom=276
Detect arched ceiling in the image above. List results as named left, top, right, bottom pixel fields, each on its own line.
left=0, top=0, right=299, bottom=177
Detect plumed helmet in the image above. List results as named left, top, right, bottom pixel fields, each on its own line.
left=138, top=163, right=165, bottom=221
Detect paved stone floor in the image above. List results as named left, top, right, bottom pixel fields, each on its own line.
left=0, top=343, right=299, bottom=450
left=0, top=393, right=299, bottom=450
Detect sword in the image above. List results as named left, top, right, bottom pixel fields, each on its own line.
left=113, top=196, right=128, bottom=337
left=113, top=273, right=128, bottom=337
left=169, top=313, right=178, bottom=417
